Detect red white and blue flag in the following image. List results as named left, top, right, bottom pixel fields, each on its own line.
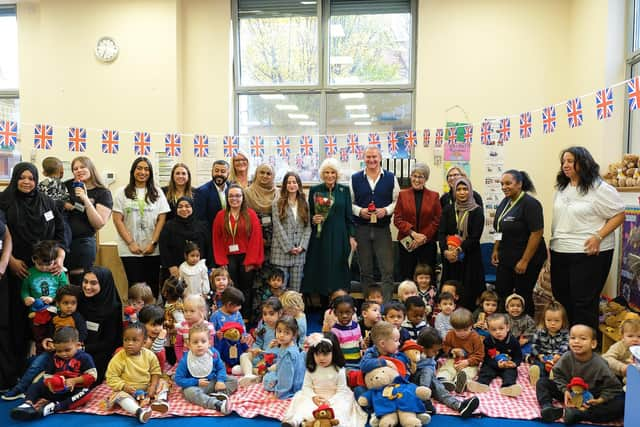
left=387, top=131, right=399, bottom=154
left=435, top=128, right=443, bottom=147
left=423, top=129, right=430, bottom=147
left=519, top=112, right=532, bottom=139
left=68, top=127, right=86, bottom=152
left=447, top=127, right=457, bottom=145
left=497, top=118, right=510, bottom=144
left=250, top=135, right=265, bottom=157
left=595, top=88, right=614, bottom=120
left=355, top=144, right=365, bottom=160
left=339, top=147, right=349, bottom=162
left=566, top=98, right=583, bottom=128
left=368, top=133, right=380, bottom=149
left=223, top=136, right=238, bottom=158
left=542, top=106, right=557, bottom=134
left=628, top=76, right=640, bottom=111
left=101, top=130, right=119, bottom=154
left=299, top=135, right=313, bottom=156
left=193, top=134, right=209, bottom=158
left=463, top=125, right=473, bottom=144
left=0, top=120, right=18, bottom=149
left=405, top=130, right=417, bottom=151
left=165, top=133, right=182, bottom=157
left=134, top=131, right=151, bottom=156
left=480, top=121, right=492, bottom=145
left=324, top=135, right=337, bottom=156
left=34, top=124, right=53, bottom=150
left=275, top=136, right=290, bottom=158
left=346, top=133, right=359, bottom=154
left=295, top=154, right=304, bottom=169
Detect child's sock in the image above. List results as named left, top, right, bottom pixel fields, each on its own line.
left=499, top=383, right=522, bottom=397
left=118, top=396, right=141, bottom=415
left=466, top=380, right=490, bottom=393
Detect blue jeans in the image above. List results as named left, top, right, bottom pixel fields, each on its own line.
left=415, top=366, right=459, bottom=409
left=14, top=353, right=49, bottom=393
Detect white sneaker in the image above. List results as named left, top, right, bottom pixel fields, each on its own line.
left=214, top=398, right=230, bottom=415
left=136, top=407, right=152, bottom=423
left=40, top=401, right=56, bottom=417
left=466, top=380, right=490, bottom=393
left=150, top=400, right=169, bottom=413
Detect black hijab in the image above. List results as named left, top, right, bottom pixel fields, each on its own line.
left=78, top=266, right=122, bottom=324
left=174, top=196, right=195, bottom=226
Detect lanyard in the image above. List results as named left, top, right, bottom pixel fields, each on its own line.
left=229, top=214, right=238, bottom=244
left=455, top=210, right=469, bottom=233
left=496, top=191, right=525, bottom=232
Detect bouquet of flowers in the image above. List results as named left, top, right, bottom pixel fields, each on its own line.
left=314, top=191, right=334, bottom=238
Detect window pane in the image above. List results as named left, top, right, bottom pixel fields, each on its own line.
left=328, top=13, right=411, bottom=85
left=635, top=0, right=640, bottom=52
left=630, top=63, right=640, bottom=153
left=0, top=13, right=18, bottom=90
left=0, top=97, right=19, bottom=122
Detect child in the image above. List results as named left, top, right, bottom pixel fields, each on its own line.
left=105, top=323, right=169, bottom=423
left=38, top=157, right=72, bottom=247
left=603, top=318, right=640, bottom=381
left=505, top=293, right=536, bottom=357
left=402, top=296, right=428, bottom=340
left=239, top=297, right=282, bottom=387
left=431, top=280, right=460, bottom=322
left=383, top=301, right=411, bottom=345
left=139, top=305, right=168, bottom=369
left=210, top=287, right=246, bottom=330
left=364, top=284, right=384, bottom=306
left=537, top=324, right=625, bottom=424
left=263, top=316, right=306, bottom=399
left=529, top=301, right=569, bottom=386
left=434, top=292, right=456, bottom=338
left=126, top=282, right=156, bottom=324
left=397, top=279, right=418, bottom=303
left=359, top=301, right=381, bottom=348
left=282, top=332, right=367, bottom=427
left=329, top=295, right=362, bottom=368
left=322, top=288, right=349, bottom=332
left=161, top=276, right=185, bottom=365
left=360, top=321, right=410, bottom=374
left=467, top=313, right=523, bottom=397
left=414, top=264, right=437, bottom=321
left=10, top=327, right=96, bottom=421
left=416, top=327, right=480, bottom=418
left=262, top=267, right=286, bottom=300
left=174, top=324, right=237, bottom=414
left=175, top=294, right=215, bottom=363
left=437, top=308, right=484, bottom=393
left=280, top=290, right=307, bottom=349
left=209, top=268, right=232, bottom=311
left=473, top=290, right=499, bottom=337
left=179, top=241, right=210, bottom=298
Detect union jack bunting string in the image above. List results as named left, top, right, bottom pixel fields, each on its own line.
left=134, top=131, right=151, bottom=156
left=405, top=130, right=417, bottom=150
left=447, top=127, right=456, bottom=145
left=480, top=121, right=491, bottom=145
left=295, top=154, right=304, bottom=169
left=101, top=130, right=119, bottom=154
left=387, top=131, right=399, bottom=154
left=275, top=136, right=290, bottom=158
left=68, top=127, right=86, bottom=152
left=250, top=135, right=265, bottom=157
left=463, top=125, right=473, bottom=144
left=368, top=132, right=380, bottom=149
left=628, top=76, right=640, bottom=111
left=324, top=135, right=337, bottom=156
left=423, top=129, right=430, bottom=147
left=355, top=144, right=365, bottom=160
left=497, top=118, right=510, bottom=144
left=346, top=133, right=359, bottom=153
left=339, top=147, right=349, bottom=162
left=193, top=134, right=209, bottom=158
left=165, top=133, right=182, bottom=157
left=435, top=128, right=443, bottom=147
left=519, top=112, right=532, bottom=139
left=595, top=88, right=614, bottom=120
left=34, top=124, right=53, bottom=150
left=0, top=120, right=18, bottom=149
left=223, top=135, right=238, bottom=158
left=566, top=98, right=583, bottom=128
left=542, top=106, right=557, bottom=134
left=299, top=135, right=313, bottom=156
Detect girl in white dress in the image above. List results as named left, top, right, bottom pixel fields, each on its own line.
left=281, top=332, right=367, bottom=427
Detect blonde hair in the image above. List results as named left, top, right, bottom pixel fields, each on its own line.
left=188, top=323, right=211, bottom=340
left=450, top=308, right=473, bottom=329
left=280, top=290, right=305, bottom=312
left=537, top=300, right=569, bottom=330
left=183, top=294, right=208, bottom=320
left=128, top=283, right=155, bottom=305
left=397, top=280, right=418, bottom=299
left=370, top=321, right=395, bottom=346
left=621, top=318, right=640, bottom=334
left=209, top=268, right=233, bottom=287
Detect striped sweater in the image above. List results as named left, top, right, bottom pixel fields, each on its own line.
left=331, top=321, right=362, bottom=367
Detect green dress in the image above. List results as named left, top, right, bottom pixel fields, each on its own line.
left=302, top=183, right=355, bottom=295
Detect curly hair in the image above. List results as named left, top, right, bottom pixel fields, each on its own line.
left=555, top=146, right=601, bottom=195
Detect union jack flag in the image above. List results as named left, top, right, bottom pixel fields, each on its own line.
left=387, top=131, right=399, bottom=154
left=355, top=144, right=365, bottom=160
left=324, top=135, right=337, bottom=156
left=628, top=76, right=640, bottom=111
left=0, top=120, right=18, bottom=149
left=447, top=127, right=457, bottom=145
left=519, top=112, right=532, bottom=139
left=193, top=134, right=209, bottom=158
left=542, top=106, right=557, bottom=134
left=275, top=136, right=290, bottom=158
left=34, top=124, right=53, bottom=150
left=497, top=118, right=510, bottom=144
left=134, top=131, right=151, bottom=156
left=435, top=128, right=443, bottom=147
left=480, top=121, right=492, bottom=145
left=68, top=127, right=86, bottom=152
left=339, top=147, right=349, bottom=162
left=223, top=136, right=238, bottom=158
left=268, top=155, right=276, bottom=169
left=423, top=129, right=430, bottom=147
left=346, top=133, right=359, bottom=153
left=405, top=130, right=417, bottom=151
left=101, top=130, right=119, bottom=154
left=566, top=98, right=583, bottom=128
left=368, top=133, right=380, bottom=149
left=165, top=133, right=182, bottom=157
left=299, top=135, right=313, bottom=156
left=250, top=135, right=265, bottom=157
left=295, top=154, right=304, bottom=169
left=595, top=88, right=614, bottom=120
left=463, top=125, right=473, bottom=144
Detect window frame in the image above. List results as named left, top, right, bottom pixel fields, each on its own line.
left=626, top=0, right=640, bottom=152
left=0, top=4, right=19, bottom=122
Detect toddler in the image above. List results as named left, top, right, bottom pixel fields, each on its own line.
left=210, top=287, right=250, bottom=338
left=139, top=305, right=168, bottom=369
left=209, top=268, right=232, bottom=311
left=322, top=288, right=349, bottom=332
left=434, top=292, right=456, bottom=338
left=473, top=290, right=499, bottom=337
left=402, top=296, right=428, bottom=340
left=383, top=301, right=411, bottom=345
left=529, top=301, right=569, bottom=386
left=254, top=267, right=286, bottom=322
left=280, top=290, right=307, bottom=349
left=414, top=264, right=437, bottom=321
left=431, top=280, right=460, bottom=321
left=179, top=241, right=210, bottom=298
left=330, top=295, right=362, bottom=368
left=397, top=279, right=418, bottom=303
left=161, top=276, right=185, bottom=365
left=363, top=284, right=384, bottom=306
left=505, top=293, right=536, bottom=356
left=603, top=318, right=640, bottom=382
left=359, top=301, right=381, bottom=348
left=360, top=321, right=410, bottom=375
left=38, top=157, right=72, bottom=247
left=263, top=316, right=306, bottom=399
left=125, top=283, right=155, bottom=325
left=175, top=294, right=215, bottom=363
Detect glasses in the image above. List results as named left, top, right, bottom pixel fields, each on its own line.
left=447, top=173, right=462, bottom=179
left=233, top=159, right=248, bottom=164
left=411, top=175, right=426, bottom=180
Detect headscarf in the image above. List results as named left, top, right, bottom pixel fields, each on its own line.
left=174, top=196, right=195, bottom=226
left=78, top=266, right=122, bottom=325
left=453, top=177, right=479, bottom=240
left=244, top=163, right=276, bottom=214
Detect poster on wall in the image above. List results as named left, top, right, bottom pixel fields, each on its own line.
left=481, top=145, right=505, bottom=243
left=619, top=206, right=640, bottom=311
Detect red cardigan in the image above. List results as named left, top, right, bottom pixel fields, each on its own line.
left=212, top=208, right=264, bottom=268
left=394, top=187, right=441, bottom=241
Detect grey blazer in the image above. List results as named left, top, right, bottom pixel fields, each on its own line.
left=270, top=197, right=311, bottom=267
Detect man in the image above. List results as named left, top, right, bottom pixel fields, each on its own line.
left=194, top=159, right=230, bottom=236
left=350, top=145, right=400, bottom=302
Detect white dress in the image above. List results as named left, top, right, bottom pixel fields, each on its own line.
left=179, top=259, right=210, bottom=296
left=282, top=366, right=367, bottom=427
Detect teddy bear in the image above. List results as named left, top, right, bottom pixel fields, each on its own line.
left=357, top=356, right=432, bottom=427
left=302, top=404, right=340, bottom=427
left=43, top=375, right=69, bottom=394
left=214, top=321, right=249, bottom=373
left=123, top=305, right=137, bottom=327
left=400, top=340, right=423, bottom=376
left=28, top=299, right=56, bottom=326
left=567, top=377, right=594, bottom=410
left=253, top=351, right=276, bottom=376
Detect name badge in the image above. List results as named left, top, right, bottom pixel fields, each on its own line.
left=493, top=233, right=502, bottom=242
left=74, top=202, right=85, bottom=212
left=261, top=216, right=271, bottom=225
left=44, top=210, right=54, bottom=221
left=229, top=244, right=239, bottom=252
left=86, top=321, right=100, bottom=332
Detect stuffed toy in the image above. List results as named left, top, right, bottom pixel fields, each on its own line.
left=215, top=321, right=249, bottom=373
left=123, top=305, right=137, bottom=326
left=357, top=356, right=432, bottom=427
left=43, top=375, right=68, bottom=394
left=567, top=377, right=594, bottom=410
left=400, top=340, right=423, bottom=376
left=253, top=351, right=276, bottom=376
left=134, top=389, right=150, bottom=407
left=446, top=235, right=464, bottom=261
left=302, top=404, right=340, bottom=427
left=488, top=348, right=510, bottom=363
left=29, top=299, right=55, bottom=326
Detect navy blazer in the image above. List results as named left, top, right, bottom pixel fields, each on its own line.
left=194, top=181, right=228, bottom=232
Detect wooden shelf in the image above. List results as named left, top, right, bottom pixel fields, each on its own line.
left=615, top=187, right=640, bottom=192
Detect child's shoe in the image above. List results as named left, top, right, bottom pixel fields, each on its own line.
left=136, top=407, right=152, bottom=423
left=466, top=380, right=490, bottom=393
left=458, top=396, right=479, bottom=418
left=563, top=407, right=581, bottom=425
left=150, top=400, right=169, bottom=413
left=1, top=388, right=25, bottom=401
left=10, top=402, right=39, bottom=421
left=39, top=401, right=57, bottom=417
left=417, top=413, right=431, bottom=425
left=529, top=364, right=540, bottom=387
left=214, top=397, right=230, bottom=415
left=455, top=370, right=467, bottom=393
left=540, top=405, right=563, bottom=423
left=499, top=384, right=522, bottom=397
left=441, top=379, right=456, bottom=392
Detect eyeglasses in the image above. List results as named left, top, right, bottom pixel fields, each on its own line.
left=447, top=173, right=462, bottom=179
left=233, top=159, right=248, bottom=164
left=411, top=174, right=426, bottom=180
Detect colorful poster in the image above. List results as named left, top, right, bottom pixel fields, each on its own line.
left=442, top=161, right=470, bottom=193
left=620, top=207, right=640, bottom=310
left=444, top=143, right=470, bottom=162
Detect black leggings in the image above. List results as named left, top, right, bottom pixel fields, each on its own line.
left=495, top=257, right=545, bottom=317
left=227, top=254, right=256, bottom=321
left=121, top=255, right=161, bottom=298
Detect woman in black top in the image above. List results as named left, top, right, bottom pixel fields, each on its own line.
left=440, top=166, right=484, bottom=208
left=491, top=170, right=545, bottom=316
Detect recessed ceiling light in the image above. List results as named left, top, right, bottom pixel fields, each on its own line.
left=300, top=1, right=317, bottom=4
left=288, top=113, right=309, bottom=119
left=275, top=104, right=298, bottom=111
left=354, top=121, right=372, bottom=126
left=245, top=121, right=261, bottom=126
left=260, top=94, right=286, bottom=100
left=340, top=93, right=365, bottom=100
left=350, top=113, right=370, bottom=119
left=345, top=104, right=367, bottom=110
left=299, top=121, right=317, bottom=126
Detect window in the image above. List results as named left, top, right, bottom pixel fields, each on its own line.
left=234, top=0, right=416, bottom=182
left=0, top=5, right=19, bottom=128
left=628, top=0, right=640, bottom=153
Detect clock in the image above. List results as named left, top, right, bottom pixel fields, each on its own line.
left=95, top=36, right=119, bottom=63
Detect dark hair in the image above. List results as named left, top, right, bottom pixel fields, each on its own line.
left=383, top=301, right=406, bottom=315
left=32, top=240, right=57, bottom=263
left=221, top=287, right=245, bottom=306
left=53, top=326, right=79, bottom=343
left=503, top=169, right=536, bottom=193
left=138, top=304, right=164, bottom=325
left=125, top=157, right=158, bottom=203
left=417, top=326, right=442, bottom=349
left=438, top=292, right=455, bottom=304
left=277, top=172, right=309, bottom=224
left=306, top=332, right=344, bottom=372
left=184, top=240, right=201, bottom=257
left=538, top=300, right=569, bottom=330
left=42, top=156, right=63, bottom=176
left=262, top=296, right=283, bottom=313
left=440, top=280, right=460, bottom=298
left=364, top=284, right=383, bottom=300
left=555, top=146, right=601, bottom=195
left=276, top=316, right=299, bottom=337
left=333, top=295, right=356, bottom=312
left=267, top=267, right=285, bottom=282
left=224, top=184, right=251, bottom=235
left=161, top=276, right=186, bottom=302
left=405, top=296, right=425, bottom=311
left=478, top=290, right=499, bottom=305
left=165, top=163, right=193, bottom=203
left=361, top=301, right=380, bottom=312
left=213, top=159, right=230, bottom=169
left=55, top=285, right=80, bottom=303
left=123, top=321, right=147, bottom=338
left=413, top=264, right=434, bottom=282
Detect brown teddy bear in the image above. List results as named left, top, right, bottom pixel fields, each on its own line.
left=400, top=340, right=423, bottom=376
left=302, top=404, right=340, bottom=427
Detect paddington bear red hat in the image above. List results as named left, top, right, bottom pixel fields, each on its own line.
left=219, top=322, right=245, bottom=335
left=446, top=235, right=462, bottom=248
left=312, top=404, right=335, bottom=419
left=400, top=340, right=423, bottom=353
left=567, top=377, right=589, bottom=390
left=379, top=356, right=407, bottom=378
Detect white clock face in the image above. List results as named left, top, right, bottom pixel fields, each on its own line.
left=95, top=37, right=119, bottom=63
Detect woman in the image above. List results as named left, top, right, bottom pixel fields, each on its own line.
left=0, top=162, right=65, bottom=385
left=271, top=172, right=311, bottom=291
left=159, top=196, right=211, bottom=278
left=212, top=184, right=264, bottom=319
left=302, top=158, right=357, bottom=297
left=550, top=146, right=624, bottom=330
left=64, top=156, right=113, bottom=284
left=77, top=266, right=122, bottom=383
left=440, top=166, right=484, bottom=208
left=438, top=177, right=485, bottom=310
left=230, top=150, right=251, bottom=189
left=491, top=170, right=546, bottom=315
left=394, top=162, right=441, bottom=279
left=112, top=157, right=170, bottom=297
left=162, top=162, right=194, bottom=221
left=244, top=163, right=276, bottom=259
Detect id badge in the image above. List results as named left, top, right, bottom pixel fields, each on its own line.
left=74, top=202, right=85, bottom=212
left=493, top=232, right=502, bottom=242
left=261, top=216, right=271, bottom=225
left=86, top=321, right=100, bottom=332
left=229, top=244, right=239, bottom=252
left=44, top=210, right=54, bottom=221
